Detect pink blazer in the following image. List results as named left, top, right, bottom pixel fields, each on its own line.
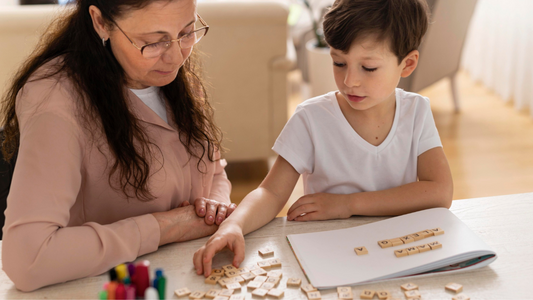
left=2, top=61, right=231, bottom=291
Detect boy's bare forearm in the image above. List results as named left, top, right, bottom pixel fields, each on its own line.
left=224, top=155, right=300, bottom=234
left=346, top=180, right=453, bottom=216
left=224, top=187, right=288, bottom=235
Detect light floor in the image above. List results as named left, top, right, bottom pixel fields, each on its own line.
left=226, top=70, right=533, bottom=217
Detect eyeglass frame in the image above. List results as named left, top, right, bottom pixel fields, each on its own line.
left=110, top=13, right=209, bottom=57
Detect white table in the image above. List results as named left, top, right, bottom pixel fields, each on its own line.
left=1, top=193, right=531, bottom=299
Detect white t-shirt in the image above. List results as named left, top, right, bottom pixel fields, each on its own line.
left=130, top=86, right=168, bottom=123
left=272, top=88, right=442, bottom=195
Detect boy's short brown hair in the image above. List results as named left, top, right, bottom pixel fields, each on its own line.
left=323, top=0, right=430, bottom=64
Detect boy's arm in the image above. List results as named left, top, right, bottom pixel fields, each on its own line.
left=287, top=147, right=453, bottom=220
left=193, top=156, right=300, bottom=276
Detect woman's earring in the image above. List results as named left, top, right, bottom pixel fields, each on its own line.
left=102, top=38, right=107, bottom=47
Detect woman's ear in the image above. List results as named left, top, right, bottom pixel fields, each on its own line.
left=400, top=50, right=419, bottom=78
left=88, top=5, right=109, bottom=41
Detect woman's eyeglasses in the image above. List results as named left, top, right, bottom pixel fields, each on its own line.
left=112, top=14, right=209, bottom=59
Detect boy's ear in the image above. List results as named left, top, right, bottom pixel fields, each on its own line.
left=400, top=50, right=419, bottom=78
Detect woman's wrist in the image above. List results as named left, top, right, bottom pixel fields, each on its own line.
left=153, top=206, right=219, bottom=246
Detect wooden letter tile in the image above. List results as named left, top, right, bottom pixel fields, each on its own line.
left=452, top=293, right=470, bottom=300
left=286, top=278, right=302, bottom=287
left=337, top=286, right=353, bottom=299
left=265, top=276, right=281, bottom=286
left=260, top=282, right=275, bottom=290
left=360, top=290, right=375, bottom=299
left=267, top=288, right=284, bottom=298
left=354, top=246, right=368, bottom=255
left=213, top=296, right=229, bottom=300
left=378, top=240, right=392, bottom=248
left=217, top=277, right=231, bottom=288
left=222, top=264, right=237, bottom=271
left=240, top=272, right=255, bottom=281
left=174, top=287, right=191, bottom=297
left=229, top=295, right=245, bottom=300
left=394, top=249, right=408, bottom=257
left=212, top=269, right=225, bottom=277
left=377, top=291, right=390, bottom=299
left=400, top=283, right=418, bottom=291
left=338, top=292, right=353, bottom=299
left=205, top=289, right=221, bottom=298
left=237, top=267, right=249, bottom=275
left=307, top=291, right=322, bottom=300
left=251, top=268, right=267, bottom=276
left=225, top=282, right=242, bottom=291
left=253, top=275, right=268, bottom=282
left=406, top=246, right=420, bottom=255
left=225, top=270, right=240, bottom=277
left=268, top=258, right=282, bottom=268
left=417, top=244, right=431, bottom=253
left=205, top=275, right=222, bottom=284
left=445, top=282, right=463, bottom=293
left=404, top=290, right=421, bottom=298
left=301, top=283, right=317, bottom=293
left=400, top=236, right=415, bottom=244
left=416, top=231, right=429, bottom=238
left=219, top=289, right=234, bottom=297
left=189, top=291, right=206, bottom=299
left=246, top=280, right=262, bottom=290
left=258, top=247, right=274, bottom=256
left=257, top=260, right=271, bottom=269
left=431, top=227, right=445, bottom=236
left=267, top=270, right=283, bottom=278
left=421, top=229, right=434, bottom=237
left=409, top=233, right=423, bottom=241
left=337, top=287, right=352, bottom=294
left=390, top=238, right=404, bottom=246
left=251, top=288, right=269, bottom=297
left=428, top=241, right=442, bottom=250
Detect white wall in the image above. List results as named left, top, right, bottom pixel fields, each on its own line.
left=0, top=0, right=18, bottom=6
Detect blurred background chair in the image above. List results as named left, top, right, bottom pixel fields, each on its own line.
left=398, top=0, right=478, bottom=112
left=197, top=0, right=295, bottom=162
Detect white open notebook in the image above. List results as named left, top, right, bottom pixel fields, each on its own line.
left=286, top=208, right=497, bottom=289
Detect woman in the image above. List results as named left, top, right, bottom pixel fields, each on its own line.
left=1, top=0, right=234, bottom=291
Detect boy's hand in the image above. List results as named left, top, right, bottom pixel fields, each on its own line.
left=287, top=193, right=352, bottom=221
left=193, top=221, right=245, bottom=277
left=192, top=197, right=237, bottom=226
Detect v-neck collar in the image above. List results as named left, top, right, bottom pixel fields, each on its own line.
left=331, top=89, right=400, bottom=154
left=126, top=88, right=177, bottom=132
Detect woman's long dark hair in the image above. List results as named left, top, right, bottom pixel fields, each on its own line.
left=1, top=0, right=223, bottom=201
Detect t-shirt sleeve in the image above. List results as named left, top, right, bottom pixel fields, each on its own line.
left=417, top=98, right=443, bottom=156
left=272, top=106, right=314, bottom=174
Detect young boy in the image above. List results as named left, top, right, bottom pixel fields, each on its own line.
left=193, top=0, right=452, bottom=275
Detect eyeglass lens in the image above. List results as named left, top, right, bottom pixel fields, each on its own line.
left=141, top=27, right=207, bottom=59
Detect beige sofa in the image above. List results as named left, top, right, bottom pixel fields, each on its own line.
left=0, top=0, right=294, bottom=162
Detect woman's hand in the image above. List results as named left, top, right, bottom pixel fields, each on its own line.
left=152, top=205, right=219, bottom=246
left=286, top=193, right=353, bottom=221
left=192, top=197, right=237, bottom=226
left=193, top=220, right=245, bottom=277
